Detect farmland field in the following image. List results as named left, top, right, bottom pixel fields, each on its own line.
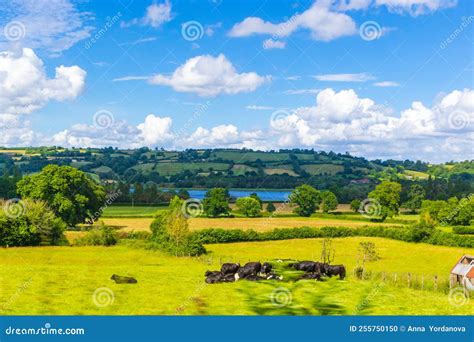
left=0, top=237, right=471, bottom=315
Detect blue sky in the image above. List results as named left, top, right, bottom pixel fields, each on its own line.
left=0, top=0, right=472, bottom=162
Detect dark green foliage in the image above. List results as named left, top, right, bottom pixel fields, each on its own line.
left=452, top=226, right=474, bottom=235
left=368, top=181, right=402, bottom=221
left=320, top=190, right=338, bottom=213
left=236, top=197, right=261, bottom=217
left=191, top=225, right=474, bottom=248
left=350, top=199, right=361, bottom=212
left=404, top=184, right=426, bottom=212
left=17, top=165, right=106, bottom=226
left=266, top=202, right=276, bottom=213
left=202, top=188, right=231, bottom=217
left=0, top=215, right=41, bottom=246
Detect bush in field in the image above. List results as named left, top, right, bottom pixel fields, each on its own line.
left=202, top=188, right=230, bottom=217
left=452, top=226, right=474, bottom=235
left=74, top=221, right=118, bottom=246
left=0, top=199, right=66, bottom=247
left=17, top=165, right=106, bottom=227
left=422, top=196, right=473, bottom=226
left=320, top=191, right=338, bottom=213
left=290, top=184, right=321, bottom=217
left=236, top=197, right=261, bottom=217
left=150, top=196, right=206, bottom=256
left=266, top=202, right=276, bottom=213
left=249, top=193, right=263, bottom=209
left=367, top=181, right=402, bottom=221
left=350, top=199, right=361, bottom=213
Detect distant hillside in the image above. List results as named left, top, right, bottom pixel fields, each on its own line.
left=0, top=147, right=472, bottom=202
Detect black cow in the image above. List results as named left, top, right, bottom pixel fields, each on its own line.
left=111, top=274, right=137, bottom=284
left=261, top=262, right=273, bottom=274
left=290, top=261, right=322, bottom=273
left=205, top=272, right=224, bottom=284
left=299, top=273, right=322, bottom=281
left=221, top=263, right=240, bottom=275
left=237, top=262, right=262, bottom=279
left=241, top=274, right=265, bottom=281
left=324, top=265, right=346, bottom=279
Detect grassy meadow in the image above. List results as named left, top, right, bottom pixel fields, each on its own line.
left=1, top=237, right=472, bottom=315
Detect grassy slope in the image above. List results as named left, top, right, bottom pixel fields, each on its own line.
left=0, top=237, right=472, bottom=315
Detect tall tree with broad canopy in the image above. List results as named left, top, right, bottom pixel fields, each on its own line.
left=320, top=190, right=338, bottom=213
left=367, top=181, right=402, bottom=221
left=17, top=165, right=106, bottom=227
left=289, top=184, right=321, bottom=217
left=404, top=184, right=426, bottom=213
left=203, top=188, right=231, bottom=217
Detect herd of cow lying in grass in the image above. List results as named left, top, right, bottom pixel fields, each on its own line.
left=204, top=260, right=346, bottom=284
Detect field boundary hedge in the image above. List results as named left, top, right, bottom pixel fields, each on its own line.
left=191, top=225, right=474, bottom=248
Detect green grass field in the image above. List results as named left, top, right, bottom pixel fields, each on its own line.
left=0, top=237, right=472, bottom=315
left=301, top=164, right=344, bottom=175
left=131, top=162, right=230, bottom=175
left=102, top=206, right=166, bottom=217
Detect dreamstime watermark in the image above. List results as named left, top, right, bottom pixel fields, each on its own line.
left=353, top=282, right=384, bottom=314
left=93, top=110, right=115, bottom=129
left=84, top=12, right=122, bottom=49
left=181, top=198, right=204, bottom=218
left=270, top=110, right=292, bottom=132
left=181, top=21, right=204, bottom=41
left=270, top=287, right=292, bottom=307
left=5, top=323, right=85, bottom=336
left=440, top=16, right=474, bottom=50
left=3, top=20, right=26, bottom=41
left=448, top=286, right=470, bottom=307
left=448, top=110, right=470, bottom=130
left=175, top=282, right=206, bottom=314
left=359, top=21, right=382, bottom=41
left=358, top=198, right=382, bottom=219
left=439, top=193, right=473, bottom=226
left=0, top=277, right=32, bottom=313
left=3, top=198, right=26, bottom=219
left=92, top=287, right=115, bottom=307
left=88, top=190, right=122, bottom=224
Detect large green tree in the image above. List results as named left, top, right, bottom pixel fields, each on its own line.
left=17, top=165, right=106, bottom=226
left=236, top=197, right=261, bottom=217
left=290, top=184, right=321, bottom=217
left=367, top=181, right=402, bottom=221
left=320, top=190, right=338, bottom=213
left=202, top=188, right=231, bottom=217
left=404, top=184, right=426, bottom=213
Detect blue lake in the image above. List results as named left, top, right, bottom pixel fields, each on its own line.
left=164, top=189, right=291, bottom=201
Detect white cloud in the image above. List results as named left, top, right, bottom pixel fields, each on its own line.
left=149, top=54, right=268, bottom=97
left=0, top=48, right=86, bottom=115
left=375, top=0, right=457, bottom=16
left=137, top=114, right=174, bottom=145
left=229, top=1, right=357, bottom=42
left=263, top=39, right=286, bottom=49
left=284, top=88, right=321, bottom=95
left=373, top=81, right=400, bottom=87
left=121, top=0, right=172, bottom=28
left=270, top=87, right=473, bottom=162
left=314, top=72, right=375, bottom=82
left=336, top=0, right=372, bottom=10
left=0, top=0, right=93, bottom=54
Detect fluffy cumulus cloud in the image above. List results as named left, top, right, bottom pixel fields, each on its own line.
left=0, top=48, right=86, bottom=116
left=0, top=0, right=93, bottom=54
left=137, top=114, right=174, bottom=145
left=121, top=0, right=172, bottom=28
left=270, top=88, right=473, bottom=162
left=149, top=54, right=268, bottom=97
left=229, top=1, right=357, bottom=42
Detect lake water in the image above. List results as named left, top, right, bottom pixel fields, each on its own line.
left=165, top=189, right=291, bottom=201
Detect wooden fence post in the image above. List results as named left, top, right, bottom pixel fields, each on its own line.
left=434, top=275, right=438, bottom=291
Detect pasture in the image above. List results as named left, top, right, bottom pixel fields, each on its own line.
left=0, top=237, right=472, bottom=315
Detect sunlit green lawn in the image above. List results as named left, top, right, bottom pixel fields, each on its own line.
left=0, top=237, right=472, bottom=315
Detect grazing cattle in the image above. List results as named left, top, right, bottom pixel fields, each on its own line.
left=205, top=272, right=224, bottom=284
left=261, top=262, right=273, bottom=274
left=221, top=263, right=240, bottom=275
left=238, top=262, right=262, bottom=279
left=266, top=273, right=283, bottom=280
left=290, top=261, right=322, bottom=273
left=241, top=274, right=265, bottom=281
left=222, top=273, right=236, bottom=282
left=111, top=274, right=137, bottom=284
left=324, top=265, right=346, bottom=279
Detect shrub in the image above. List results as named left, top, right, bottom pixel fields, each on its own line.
left=0, top=199, right=66, bottom=247
left=74, top=222, right=118, bottom=246
left=452, top=226, right=474, bottom=235
left=236, top=197, right=261, bottom=217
